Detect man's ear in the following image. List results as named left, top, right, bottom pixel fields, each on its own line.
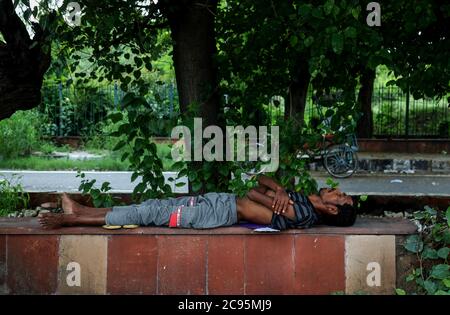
left=325, top=204, right=338, bottom=215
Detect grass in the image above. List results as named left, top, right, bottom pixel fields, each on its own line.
left=0, top=156, right=130, bottom=171
left=0, top=143, right=177, bottom=171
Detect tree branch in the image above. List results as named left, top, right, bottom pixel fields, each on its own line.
left=0, top=0, right=32, bottom=50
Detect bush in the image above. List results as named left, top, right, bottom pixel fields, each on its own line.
left=0, top=110, right=42, bottom=159
left=399, top=206, right=450, bottom=295
left=82, top=116, right=126, bottom=152
left=0, top=175, right=29, bottom=216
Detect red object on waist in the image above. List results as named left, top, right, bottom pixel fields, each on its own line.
left=169, top=206, right=183, bottom=228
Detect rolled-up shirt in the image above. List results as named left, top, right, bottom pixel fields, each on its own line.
left=269, top=190, right=319, bottom=230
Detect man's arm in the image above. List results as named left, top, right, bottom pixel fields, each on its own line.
left=257, top=174, right=284, bottom=191
left=247, top=189, right=296, bottom=220
left=257, top=175, right=291, bottom=213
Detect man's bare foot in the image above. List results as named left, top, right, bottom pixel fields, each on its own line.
left=38, top=212, right=106, bottom=229
left=61, top=193, right=85, bottom=215
left=38, top=213, right=74, bottom=229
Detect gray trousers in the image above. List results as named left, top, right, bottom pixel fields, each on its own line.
left=105, top=193, right=238, bottom=229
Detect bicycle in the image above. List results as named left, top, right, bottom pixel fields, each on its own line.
left=297, top=93, right=359, bottom=178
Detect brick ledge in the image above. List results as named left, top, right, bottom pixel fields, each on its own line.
left=0, top=217, right=417, bottom=235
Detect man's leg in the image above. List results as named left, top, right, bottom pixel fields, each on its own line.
left=38, top=212, right=106, bottom=229
left=59, top=193, right=112, bottom=216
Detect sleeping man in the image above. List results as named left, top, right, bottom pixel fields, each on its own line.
left=38, top=175, right=357, bottom=230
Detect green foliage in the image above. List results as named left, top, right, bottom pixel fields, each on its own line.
left=401, top=206, right=450, bottom=295
left=39, top=84, right=117, bottom=137
left=0, top=175, right=30, bottom=217
left=76, top=170, right=118, bottom=208
left=264, top=118, right=318, bottom=195
left=0, top=110, right=42, bottom=159
left=107, top=94, right=176, bottom=202
left=325, top=178, right=339, bottom=189
left=82, top=110, right=128, bottom=152
left=395, top=288, right=406, bottom=295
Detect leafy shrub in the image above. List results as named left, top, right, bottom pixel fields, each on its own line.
left=399, top=206, right=450, bottom=295
left=82, top=111, right=128, bottom=152
left=0, top=175, right=30, bottom=216
left=76, top=170, right=119, bottom=208
left=0, top=110, right=42, bottom=159
left=107, top=93, right=175, bottom=202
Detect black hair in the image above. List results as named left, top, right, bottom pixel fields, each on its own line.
left=321, top=202, right=357, bottom=227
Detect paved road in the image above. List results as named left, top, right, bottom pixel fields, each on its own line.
left=0, top=170, right=189, bottom=193
left=0, top=170, right=449, bottom=196
left=312, top=173, right=450, bottom=196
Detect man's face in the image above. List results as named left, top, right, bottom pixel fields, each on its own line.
left=319, top=188, right=353, bottom=207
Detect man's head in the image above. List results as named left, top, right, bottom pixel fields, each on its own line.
left=317, top=188, right=357, bottom=226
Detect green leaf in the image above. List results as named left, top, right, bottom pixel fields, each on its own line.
left=443, top=278, right=450, bottom=288
left=434, top=290, right=450, bottom=295
left=90, top=190, right=100, bottom=199
left=395, top=288, right=406, bottom=295
left=406, top=274, right=415, bottom=282
left=133, top=70, right=142, bottom=80
left=423, top=280, right=437, bottom=294
left=108, top=112, right=123, bottom=123
left=360, top=195, right=368, bottom=202
left=131, top=172, right=139, bottom=182
left=404, top=235, right=423, bottom=253
left=325, top=177, right=339, bottom=189
left=172, top=161, right=185, bottom=170
left=134, top=56, right=143, bottom=68
left=133, top=182, right=146, bottom=194
left=424, top=205, right=437, bottom=216
left=121, top=152, right=130, bottom=162
left=101, top=182, right=111, bottom=192
left=344, top=26, right=357, bottom=39
left=121, top=93, right=136, bottom=107
left=323, top=0, right=334, bottom=15
left=192, top=181, right=202, bottom=192
left=437, top=247, right=450, bottom=259
left=290, top=35, right=299, bottom=47
left=175, top=182, right=186, bottom=187
left=178, top=168, right=188, bottom=178
left=304, top=36, right=314, bottom=47
left=430, top=264, right=450, bottom=280
left=331, top=33, right=344, bottom=54
left=351, top=8, right=359, bottom=19
left=188, top=172, right=198, bottom=181
left=444, top=230, right=450, bottom=245
left=219, top=167, right=229, bottom=177
left=422, top=247, right=439, bottom=259
left=113, top=140, right=127, bottom=151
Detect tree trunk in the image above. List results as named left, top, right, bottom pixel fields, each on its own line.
left=163, top=0, right=221, bottom=128
left=161, top=0, right=222, bottom=193
left=356, top=68, right=376, bottom=138
left=285, top=59, right=310, bottom=127
left=0, top=0, right=51, bottom=121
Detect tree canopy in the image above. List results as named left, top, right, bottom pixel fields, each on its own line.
left=0, top=0, right=448, bottom=195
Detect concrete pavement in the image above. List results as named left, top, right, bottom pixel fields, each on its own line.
left=1, top=170, right=449, bottom=196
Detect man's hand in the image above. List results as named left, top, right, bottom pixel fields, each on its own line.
left=272, top=187, right=292, bottom=215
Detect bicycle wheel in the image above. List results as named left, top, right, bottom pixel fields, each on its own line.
left=323, top=144, right=358, bottom=178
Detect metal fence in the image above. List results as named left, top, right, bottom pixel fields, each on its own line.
left=371, top=85, right=449, bottom=138
left=40, top=83, right=449, bottom=138
left=39, top=82, right=177, bottom=137
left=268, top=86, right=449, bottom=138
